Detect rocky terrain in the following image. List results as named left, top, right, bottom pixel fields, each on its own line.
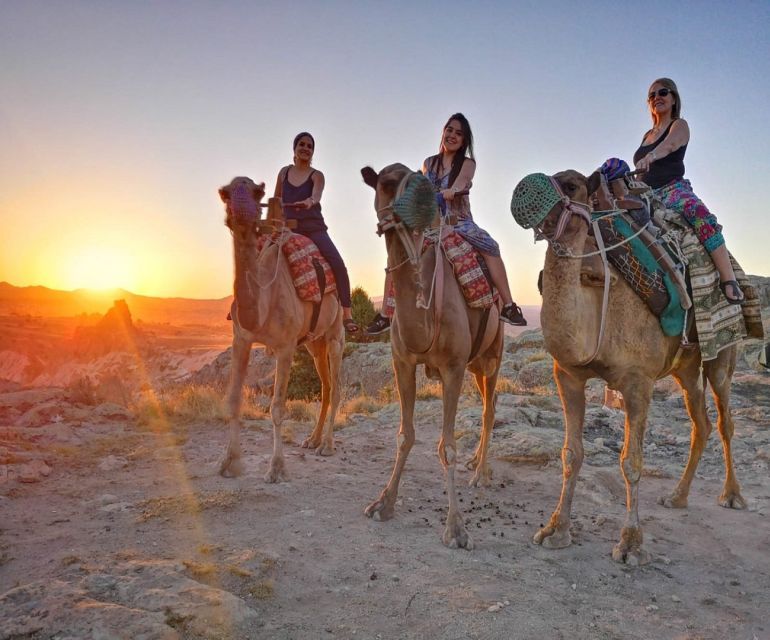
left=0, top=281, right=769, bottom=639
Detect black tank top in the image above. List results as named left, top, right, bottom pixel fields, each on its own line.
left=281, top=167, right=327, bottom=233
left=633, top=121, right=687, bottom=189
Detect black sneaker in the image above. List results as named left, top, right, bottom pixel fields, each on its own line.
left=500, top=303, right=527, bottom=326
left=365, top=313, right=391, bottom=335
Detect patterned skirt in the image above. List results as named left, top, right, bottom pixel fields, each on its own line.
left=454, top=218, right=500, bottom=257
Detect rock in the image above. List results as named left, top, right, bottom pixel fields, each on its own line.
left=17, top=459, right=52, bottom=483
left=98, top=456, right=128, bottom=472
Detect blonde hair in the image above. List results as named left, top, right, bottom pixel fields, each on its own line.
left=649, top=77, right=681, bottom=120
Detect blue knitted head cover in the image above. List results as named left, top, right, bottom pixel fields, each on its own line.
left=599, top=158, right=630, bottom=182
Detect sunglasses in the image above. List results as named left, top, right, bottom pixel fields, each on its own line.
left=648, top=88, right=673, bottom=101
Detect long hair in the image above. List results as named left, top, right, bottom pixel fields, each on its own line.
left=432, top=113, right=475, bottom=188
left=649, top=78, right=682, bottom=121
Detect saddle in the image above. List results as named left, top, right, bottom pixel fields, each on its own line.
left=589, top=174, right=692, bottom=337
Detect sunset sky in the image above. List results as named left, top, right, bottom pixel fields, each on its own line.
left=1, top=1, right=769, bottom=304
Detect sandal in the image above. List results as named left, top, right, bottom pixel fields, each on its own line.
left=500, top=302, right=527, bottom=326
left=343, top=318, right=360, bottom=334
left=365, top=313, right=391, bottom=335
left=719, top=280, right=746, bottom=306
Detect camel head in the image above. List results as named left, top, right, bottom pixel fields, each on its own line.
left=361, top=164, right=439, bottom=232
left=219, top=176, right=266, bottom=231
left=511, top=170, right=601, bottom=240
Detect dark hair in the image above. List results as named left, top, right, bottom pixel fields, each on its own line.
left=649, top=78, right=681, bottom=119
left=293, top=131, right=315, bottom=149
left=432, top=113, right=475, bottom=188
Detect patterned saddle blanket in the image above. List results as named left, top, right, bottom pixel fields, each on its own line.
left=383, top=230, right=497, bottom=315
left=593, top=201, right=763, bottom=360
left=255, top=231, right=336, bottom=302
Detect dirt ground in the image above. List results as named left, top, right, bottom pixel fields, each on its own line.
left=1, top=390, right=769, bottom=640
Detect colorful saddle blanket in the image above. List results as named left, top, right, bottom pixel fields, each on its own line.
left=383, top=230, right=496, bottom=315
left=594, top=206, right=764, bottom=359
left=256, top=231, right=336, bottom=302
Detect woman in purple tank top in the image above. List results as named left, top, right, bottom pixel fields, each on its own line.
left=633, top=78, right=744, bottom=305
left=274, top=132, right=359, bottom=333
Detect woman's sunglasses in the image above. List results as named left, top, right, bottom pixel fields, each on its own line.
left=648, top=88, right=673, bottom=101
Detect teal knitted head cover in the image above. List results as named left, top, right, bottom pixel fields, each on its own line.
left=510, top=173, right=562, bottom=229
left=392, top=173, right=438, bottom=231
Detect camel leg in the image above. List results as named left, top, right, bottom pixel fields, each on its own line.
left=303, top=341, right=335, bottom=456
left=265, top=347, right=293, bottom=483
left=219, top=333, right=251, bottom=477
left=467, top=371, right=496, bottom=487
left=364, top=358, right=416, bottom=521
left=612, top=377, right=653, bottom=565
left=439, top=367, right=474, bottom=550
left=659, top=357, right=712, bottom=508
left=534, top=363, right=585, bottom=549
left=323, top=328, right=344, bottom=457
left=705, top=351, right=746, bottom=509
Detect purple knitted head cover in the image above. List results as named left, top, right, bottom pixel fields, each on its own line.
left=293, top=131, right=315, bottom=149
left=228, top=181, right=259, bottom=221
left=599, top=157, right=630, bottom=181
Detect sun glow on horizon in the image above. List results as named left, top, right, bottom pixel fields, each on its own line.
left=65, top=245, right=138, bottom=292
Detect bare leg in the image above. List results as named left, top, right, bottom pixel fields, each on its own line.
left=482, top=254, right=513, bottom=305
left=705, top=349, right=746, bottom=508
left=710, top=244, right=738, bottom=283
left=612, top=377, right=653, bottom=565
left=220, top=333, right=252, bottom=477
left=265, top=347, right=293, bottom=483
left=439, top=367, right=474, bottom=550
left=364, top=358, right=416, bottom=521
left=534, top=363, right=585, bottom=549
left=659, top=356, right=712, bottom=508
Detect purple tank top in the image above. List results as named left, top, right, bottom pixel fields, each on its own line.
left=282, top=167, right=327, bottom=233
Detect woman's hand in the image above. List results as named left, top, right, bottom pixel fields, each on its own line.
left=301, top=197, right=315, bottom=209
left=635, top=151, right=657, bottom=173
left=440, top=188, right=456, bottom=202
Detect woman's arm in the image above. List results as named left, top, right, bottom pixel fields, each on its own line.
left=307, top=170, right=325, bottom=208
left=274, top=166, right=287, bottom=199
left=441, top=158, right=475, bottom=201
left=636, top=119, right=690, bottom=171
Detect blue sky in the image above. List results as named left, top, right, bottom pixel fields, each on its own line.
left=1, top=0, right=768, bottom=302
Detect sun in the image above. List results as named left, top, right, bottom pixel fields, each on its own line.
left=66, top=245, right=135, bottom=291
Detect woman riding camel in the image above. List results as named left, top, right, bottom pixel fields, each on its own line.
left=634, top=78, right=745, bottom=305
left=275, top=132, right=359, bottom=333
left=366, top=113, right=527, bottom=334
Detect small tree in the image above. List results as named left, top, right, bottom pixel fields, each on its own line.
left=350, top=286, right=383, bottom=342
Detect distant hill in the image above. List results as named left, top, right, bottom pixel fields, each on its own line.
left=0, top=282, right=232, bottom=325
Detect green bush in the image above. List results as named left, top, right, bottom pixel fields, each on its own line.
left=287, top=348, right=321, bottom=400
left=351, top=286, right=376, bottom=328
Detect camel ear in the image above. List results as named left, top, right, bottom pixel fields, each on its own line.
left=586, top=170, right=601, bottom=197
left=218, top=186, right=230, bottom=202
left=361, top=166, right=379, bottom=190
left=253, top=182, right=266, bottom=200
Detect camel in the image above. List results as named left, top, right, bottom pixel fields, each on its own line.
left=514, top=170, right=744, bottom=565
left=361, top=164, right=504, bottom=549
left=218, top=177, right=344, bottom=482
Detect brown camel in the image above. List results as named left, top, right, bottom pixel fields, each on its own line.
left=519, top=170, right=744, bottom=565
left=218, top=177, right=344, bottom=482
left=361, top=164, right=504, bottom=549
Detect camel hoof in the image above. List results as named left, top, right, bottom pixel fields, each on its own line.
left=442, top=513, right=474, bottom=550
left=464, top=456, right=479, bottom=471
left=611, top=544, right=651, bottom=566
left=533, top=526, right=571, bottom=549
left=657, top=494, right=688, bottom=509
left=314, top=443, right=335, bottom=457
left=364, top=498, right=394, bottom=521
left=718, top=492, right=747, bottom=509
left=468, top=463, right=492, bottom=488
left=301, top=438, right=320, bottom=450
left=219, top=456, right=244, bottom=478
left=263, top=457, right=289, bottom=483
